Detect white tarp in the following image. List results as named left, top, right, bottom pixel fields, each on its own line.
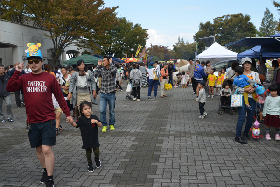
left=196, top=42, right=238, bottom=59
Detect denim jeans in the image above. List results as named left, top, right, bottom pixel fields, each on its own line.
left=148, top=80, right=159, bottom=97
left=236, top=97, right=256, bottom=137
left=99, top=92, right=115, bottom=127
left=199, top=102, right=205, bottom=115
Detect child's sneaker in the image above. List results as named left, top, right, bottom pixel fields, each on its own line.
left=95, top=159, right=101, bottom=169
left=88, top=164, right=94, bottom=172
left=137, top=99, right=140, bottom=102
left=110, top=125, right=115, bottom=131
left=203, top=112, right=207, bottom=116
left=198, top=115, right=204, bottom=119
left=275, top=134, right=280, bottom=141
left=266, top=134, right=271, bottom=140
left=102, top=126, right=107, bottom=132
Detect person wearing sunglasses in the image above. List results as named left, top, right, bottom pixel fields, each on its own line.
left=6, top=48, right=73, bottom=187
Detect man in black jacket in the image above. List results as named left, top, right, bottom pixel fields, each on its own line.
left=9, top=62, right=25, bottom=108
left=0, top=65, right=14, bottom=122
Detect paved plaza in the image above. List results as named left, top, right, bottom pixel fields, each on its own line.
left=1, top=86, right=280, bottom=187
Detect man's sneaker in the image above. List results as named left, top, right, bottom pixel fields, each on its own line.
left=7, top=118, right=13, bottom=122
left=133, top=98, right=136, bottom=101
left=275, top=134, right=280, bottom=141
left=266, top=134, right=271, bottom=140
left=137, top=99, right=140, bottom=102
left=95, top=159, right=101, bottom=169
left=40, top=171, right=48, bottom=184
left=45, top=180, right=54, bottom=187
left=203, top=112, right=207, bottom=116
left=1, top=118, right=5, bottom=122
left=148, top=96, right=153, bottom=99
left=21, top=102, right=25, bottom=106
left=207, top=95, right=211, bottom=98
left=88, top=164, right=94, bottom=172
left=110, top=125, right=115, bottom=131
left=198, top=115, right=204, bottom=119
left=211, top=95, right=214, bottom=98
left=102, top=126, right=107, bottom=133
left=193, top=92, right=196, bottom=94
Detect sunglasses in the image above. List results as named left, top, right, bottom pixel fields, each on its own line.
left=28, top=59, right=40, bottom=64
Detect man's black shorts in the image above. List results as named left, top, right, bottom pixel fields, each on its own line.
left=28, top=120, right=56, bottom=148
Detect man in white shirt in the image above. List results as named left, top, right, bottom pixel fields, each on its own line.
left=24, top=64, right=32, bottom=73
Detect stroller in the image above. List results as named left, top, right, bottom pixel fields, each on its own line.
left=218, top=79, right=236, bottom=115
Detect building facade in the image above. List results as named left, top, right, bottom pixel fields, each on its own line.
left=0, top=19, right=94, bottom=67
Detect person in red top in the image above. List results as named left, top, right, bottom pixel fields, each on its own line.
left=6, top=47, right=73, bottom=187
left=160, top=63, right=169, bottom=98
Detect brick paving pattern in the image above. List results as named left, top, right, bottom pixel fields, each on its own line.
left=1, top=86, right=280, bottom=187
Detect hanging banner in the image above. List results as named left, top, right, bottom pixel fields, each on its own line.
left=136, top=45, right=142, bottom=56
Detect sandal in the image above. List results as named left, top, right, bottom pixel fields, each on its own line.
left=56, top=128, right=58, bottom=135
left=59, top=125, right=63, bottom=132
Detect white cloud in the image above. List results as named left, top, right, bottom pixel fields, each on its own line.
left=146, top=29, right=195, bottom=49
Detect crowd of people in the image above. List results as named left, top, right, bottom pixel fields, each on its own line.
left=3, top=48, right=280, bottom=187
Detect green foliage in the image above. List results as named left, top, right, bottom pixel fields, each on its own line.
left=101, top=17, right=148, bottom=58
left=173, top=37, right=196, bottom=60
left=259, top=8, right=277, bottom=36
left=194, top=13, right=256, bottom=53
left=146, top=45, right=174, bottom=61
left=273, top=1, right=280, bottom=31
left=0, top=0, right=118, bottom=67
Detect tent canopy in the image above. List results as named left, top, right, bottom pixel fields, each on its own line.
left=237, top=46, right=261, bottom=59
left=196, top=42, right=238, bottom=59
left=226, top=33, right=280, bottom=47
left=63, top=54, right=101, bottom=65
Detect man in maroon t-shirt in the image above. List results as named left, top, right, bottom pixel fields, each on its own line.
left=7, top=50, right=73, bottom=187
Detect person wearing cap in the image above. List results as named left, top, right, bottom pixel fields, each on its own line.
left=234, top=57, right=260, bottom=144
left=196, top=81, right=207, bottom=119
left=6, top=45, right=73, bottom=187
left=187, top=58, right=196, bottom=94
left=147, top=61, right=160, bottom=99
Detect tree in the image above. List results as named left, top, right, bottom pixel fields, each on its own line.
left=273, top=1, right=280, bottom=31
left=173, top=37, right=196, bottom=60
left=259, top=8, right=277, bottom=36
left=146, top=45, right=173, bottom=61
left=194, top=13, right=257, bottom=53
left=0, top=0, right=118, bottom=67
left=101, top=17, right=148, bottom=58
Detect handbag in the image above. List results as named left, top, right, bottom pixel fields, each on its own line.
left=126, top=83, right=132, bottom=93
left=231, top=90, right=243, bottom=107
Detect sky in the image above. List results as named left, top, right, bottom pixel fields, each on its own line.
left=104, top=0, right=279, bottom=49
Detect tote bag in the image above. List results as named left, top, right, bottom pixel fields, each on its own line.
left=231, top=90, right=243, bottom=107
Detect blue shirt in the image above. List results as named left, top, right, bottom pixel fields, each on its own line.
left=233, top=74, right=250, bottom=88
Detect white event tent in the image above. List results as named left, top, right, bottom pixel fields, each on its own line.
left=196, top=42, right=238, bottom=59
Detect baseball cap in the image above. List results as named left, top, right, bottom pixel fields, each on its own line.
left=241, top=57, right=252, bottom=65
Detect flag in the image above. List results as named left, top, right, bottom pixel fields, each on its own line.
left=136, top=45, right=142, bottom=56
left=139, top=47, right=146, bottom=58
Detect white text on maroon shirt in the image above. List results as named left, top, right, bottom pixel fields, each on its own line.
left=26, top=81, right=47, bottom=92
